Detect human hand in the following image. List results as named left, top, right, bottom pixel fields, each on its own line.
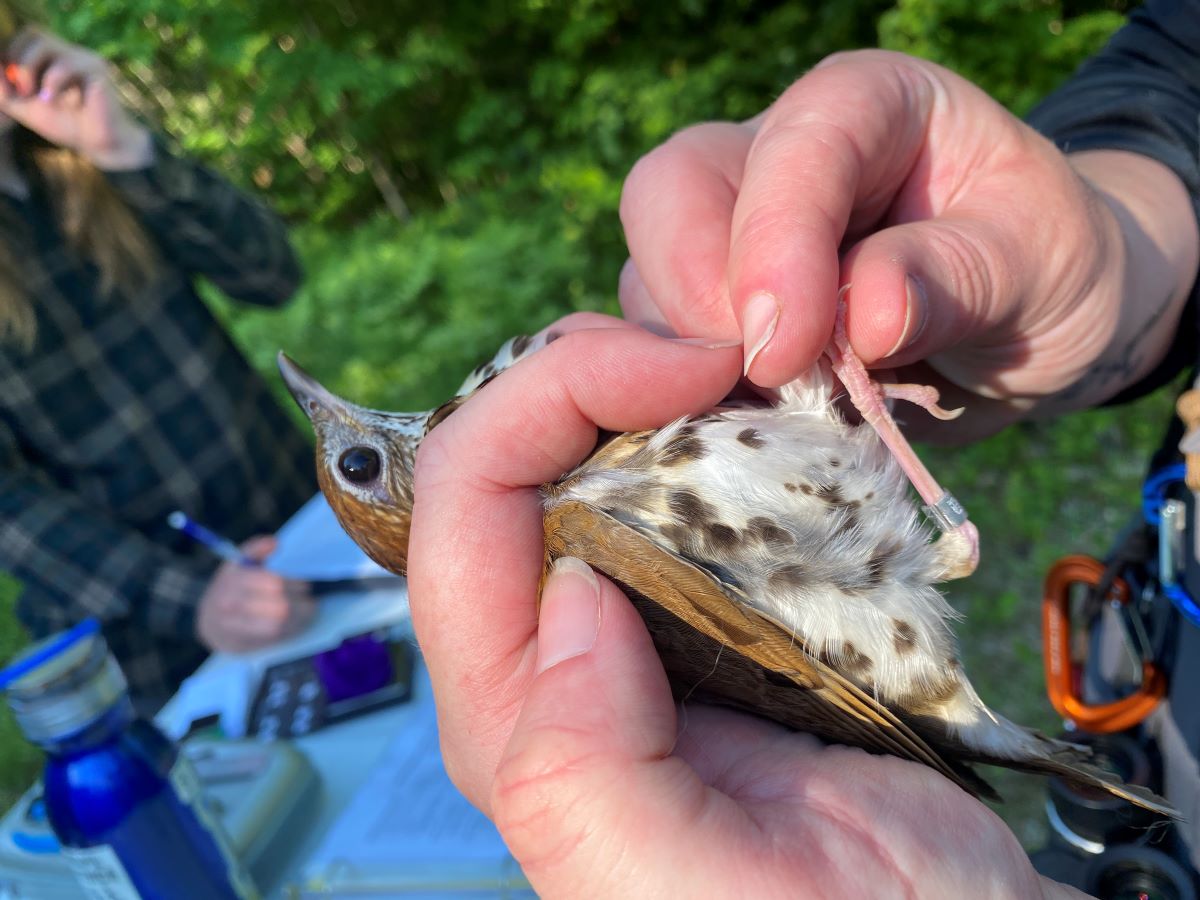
left=619, top=50, right=1198, bottom=439
left=194, top=536, right=316, bottom=653
left=408, top=317, right=1083, bottom=898
left=1, top=28, right=152, bottom=170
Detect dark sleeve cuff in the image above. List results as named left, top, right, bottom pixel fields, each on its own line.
left=102, top=134, right=207, bottom=218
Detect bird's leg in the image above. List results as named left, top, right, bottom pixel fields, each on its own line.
left=825, top=287, right=979, bottom=579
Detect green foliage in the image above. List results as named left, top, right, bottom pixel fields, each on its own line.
left=43, top=0, right=1131, bottom=233
left=209, top=202, right=620, bottom=413
left=47, top=1, right=899, bottom=225
left=0, top=575, right=41, bottom=811
left=879, top=0, right=1130, bottom=112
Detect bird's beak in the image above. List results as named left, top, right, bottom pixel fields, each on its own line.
left=277, top=352, right=350, bottom=424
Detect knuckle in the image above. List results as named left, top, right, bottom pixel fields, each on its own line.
left=253, top=571, right=285, bottom=594
left=619, top=146, right=674, bottom=227
left=621, top=126, right=712, bottom=224
left=490, top=734, right=597, bottom=871
left=736, top=200, right=833, bottom=264
left=812, top=47, right=893, bottom=71
left=621, top=123, right=726, bottom=226
left=929, top=225, right=1000, bottom=314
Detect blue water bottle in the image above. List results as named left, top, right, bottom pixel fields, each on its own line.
left=0, top=619, right=259, bottom=899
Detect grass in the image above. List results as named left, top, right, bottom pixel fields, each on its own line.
left=929, top=385, right=1179, bottom=846
left=0, top=281, right=1180, bottom=847
left=0, top=576, right=42, bottom=811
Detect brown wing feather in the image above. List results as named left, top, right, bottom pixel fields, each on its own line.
left=542, top=499, right=989, bottom=798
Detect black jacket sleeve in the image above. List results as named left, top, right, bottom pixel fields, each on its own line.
left=103, top=136, right=303, bottom=308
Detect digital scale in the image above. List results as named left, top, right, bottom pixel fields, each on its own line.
left=248, top=629, right=415, bottom=741
left=0, top=729, right=319, bottom=898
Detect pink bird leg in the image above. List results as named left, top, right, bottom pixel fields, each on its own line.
left=824, top=288, right=979, bottom=578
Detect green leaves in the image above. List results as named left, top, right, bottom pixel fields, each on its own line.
left=879, top=0, right=1128, bottom=113
left=209, top=200, right=618, bottom=417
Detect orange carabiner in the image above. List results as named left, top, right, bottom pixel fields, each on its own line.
left=1042, top=555, right=1166, bottom=733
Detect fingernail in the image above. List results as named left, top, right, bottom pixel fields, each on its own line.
left=669, top=336, right=743, bottom=349
left=537, top=556, right=601, bottom=673
left=741, top=292, right=780, bottom=378
left=885, top=274, right=930, bottom=358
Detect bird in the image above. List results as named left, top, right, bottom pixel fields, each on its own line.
left=277, top=304, right=1173, bottom=817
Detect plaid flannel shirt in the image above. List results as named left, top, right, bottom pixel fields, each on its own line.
left=0, top=129, right=317, bottom=711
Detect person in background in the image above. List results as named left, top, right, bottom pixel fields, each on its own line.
left=405, top=1, right=1199, bottom=897
left=0, top=6, right=318, bottom=713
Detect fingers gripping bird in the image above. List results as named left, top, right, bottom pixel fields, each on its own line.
left=278, top=305, right=1173, bottom=816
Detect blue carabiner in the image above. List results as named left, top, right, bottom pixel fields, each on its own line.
left=1143, top=462, right=1187, bottom=525
left=1142, top=463, right=1200, bottom=627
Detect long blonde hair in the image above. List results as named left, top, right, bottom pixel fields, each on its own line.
left=0, top=1, right=159, bottom=349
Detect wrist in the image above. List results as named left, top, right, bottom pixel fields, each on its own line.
left=1026, top=149, right=1198, bottom=416
left=86, top=122, right=154, bottom=172
left=1062, top=150, right=1198, bottom=404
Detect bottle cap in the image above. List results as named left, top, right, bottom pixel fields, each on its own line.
left=0, top=619, right=128, bottom=745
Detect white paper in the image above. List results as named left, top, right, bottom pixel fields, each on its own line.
left=300, top=696, right=526, bottom=892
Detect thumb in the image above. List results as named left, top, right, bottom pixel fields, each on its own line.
left=238, top=534, right=278, bottom=562
left=491, top=558, right=704, bottom=896
left=839, top=217, right=1017, bottom=372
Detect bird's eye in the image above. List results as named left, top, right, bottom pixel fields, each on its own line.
left=338, top=447, right=381, bottom=485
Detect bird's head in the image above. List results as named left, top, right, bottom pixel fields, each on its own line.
left=277, top=352, right=432, bottom=576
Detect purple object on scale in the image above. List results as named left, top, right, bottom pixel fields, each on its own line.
left=313, top=634, right=394, bottom=703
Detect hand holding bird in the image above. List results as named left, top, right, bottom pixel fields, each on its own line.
left=279, top=316, right=1100, bottom=899
left=273, top=42, right=1200, bottom=900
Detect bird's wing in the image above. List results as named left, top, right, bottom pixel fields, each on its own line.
left=542, top=498, right=993, bottom=798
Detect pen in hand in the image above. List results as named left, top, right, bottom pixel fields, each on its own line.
left=168, top=511, right=398, bottom=597
left=167, top=511, right=260, bottom=567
